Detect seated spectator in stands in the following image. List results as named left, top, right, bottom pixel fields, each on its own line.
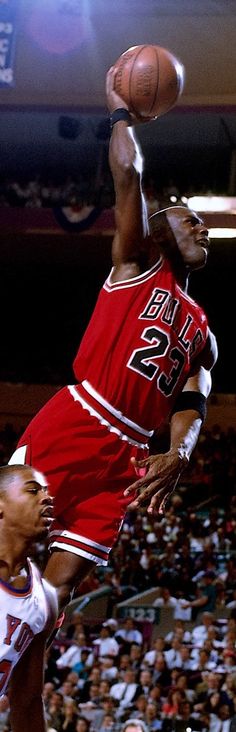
left=61, top=698, right=78, bottom=731
left=56, top=632, right=93, bottom=676
left=46, top=691, right=64, bottom=730
left=76, top=716, right=91, bottom=732
left=90, top=695, right=118, bottom=732
left=119, top=551, right=149, bottom=595
left=136, top=669, right=153, bottom=698
left=152, top=654, right=172, bottom=690
left=121, top=720, right=149, bottom=732
left=43, top=680, right=56, bottom=713
left=216, top=649, right=236, bottom=674
left=99, top=712, right=117, bottom=731
left=131, top=693, right=147, bottom=721
left=118, top=654, right=132, bottom=679
left=80, top=667, right=101, bottom=703
left=209, top=702, right=233, bottom=732
left=226, top=588, right=236, bottom=608
left=100, top=656, right=119, bottom=682
left=194, top=672, right=228, bottom=712
left=175, top=673, right=196, bottom=703
left=190, top=612, right=215, bottom=646
left=222, top=620, right=236, bottom=651
left=221, top=673, right=236, bottom=706
left=161, top=688, right=186, bottom=718
left=78, top=682, right=101, bottom=720
left=178, top=644, right=196, bottom=671
left=145, top=700, right=163, bottom=731
left=165, top=620, right=191, bottom=646
left=190, top=648, right=218, bottom=687
left=175, top=700, right=204, bottom=732
left=57, top=677, right=78, bottom=702
left=93, top=623, right=120, bottom=660
left=164, top=636, right=183, bottom=669
left=72, top=648, right=92, bottom=684
left=142, top=637, right=166, bottom=668
left=109, top=668, right=140, bottom=715
left=147, top=684, right=163, bottom=712
left=129, top=643, right=144, bottom=671
left=206, top=624, right=224, bottom=651
left=115, top=618, right=143, bottom=651
left=153, top=587, right=178, bottom=609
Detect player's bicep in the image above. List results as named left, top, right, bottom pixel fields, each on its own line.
left=183, top=366, right=212, bottom=398
left=112, top=185, right=149, bottom=268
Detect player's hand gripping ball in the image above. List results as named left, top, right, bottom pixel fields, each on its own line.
left=114, top=44, right=185, bottom=120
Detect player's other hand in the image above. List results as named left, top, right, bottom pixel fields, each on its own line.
left=123, top=450, right=189, bottom=515
left=106, top=66, right=129, bottom=114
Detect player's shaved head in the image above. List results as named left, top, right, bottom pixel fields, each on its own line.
left=0, top=464, right=28, bottom=496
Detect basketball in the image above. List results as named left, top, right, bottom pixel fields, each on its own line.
left=113, top=44, right=185, bottom=120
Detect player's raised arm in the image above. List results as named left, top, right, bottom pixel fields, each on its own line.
left=106, top=66, right=149, bottom=276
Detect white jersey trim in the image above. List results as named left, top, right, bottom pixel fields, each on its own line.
left=68, top=384, right=152, bottom=448
left=104, top=257, right=163, bottom=291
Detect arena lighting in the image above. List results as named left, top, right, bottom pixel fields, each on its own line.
left=209, top=229, right=236, bottom=239
left=185, top=196, right=236, bottom=238
left=187, top=196, right=236, bottom=212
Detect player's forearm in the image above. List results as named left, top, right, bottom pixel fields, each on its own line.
left=169, top=409, right=203, bottom=466
left=109, top=122, right=143, bottom=188
left=10, top=698, right=46, bottom=732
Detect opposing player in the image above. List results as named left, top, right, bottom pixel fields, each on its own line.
left=0, top=464, right=58, bottom=732
left=9, top=66, right=217, bottom=613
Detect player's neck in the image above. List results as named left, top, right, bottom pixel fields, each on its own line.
left=0, top=535, right=30, bottom=582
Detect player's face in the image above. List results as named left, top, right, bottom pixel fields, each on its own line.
left=2, top=466, right=53, bottom=539
left=167, top=207, right=210, bottom=270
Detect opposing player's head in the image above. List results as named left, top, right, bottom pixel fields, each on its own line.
left=0, top=464, right=53, bottom=540
left=149, top=205, right=209, bottom=271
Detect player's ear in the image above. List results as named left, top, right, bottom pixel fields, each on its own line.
left=0, top=498, right=4, bottom=518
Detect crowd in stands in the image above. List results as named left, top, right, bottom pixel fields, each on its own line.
left=0, top=421, right=236, bottom=731
left=0, top=174, right=211, bottom=211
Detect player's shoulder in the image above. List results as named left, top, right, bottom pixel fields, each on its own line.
left=29, top=558, right=58, bottom=629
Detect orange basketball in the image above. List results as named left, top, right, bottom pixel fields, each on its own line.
left=113, top=44, right=185, bottom=120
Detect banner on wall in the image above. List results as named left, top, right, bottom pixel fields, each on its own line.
left=0, top=0, right=19, bottom=87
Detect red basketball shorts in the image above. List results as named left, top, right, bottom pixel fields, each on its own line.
left=9, top=385, right=149, bottom=565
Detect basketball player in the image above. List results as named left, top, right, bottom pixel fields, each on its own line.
left=9, top=67, right=217, bottom=614
left=0, top=464, right=58, bottom=731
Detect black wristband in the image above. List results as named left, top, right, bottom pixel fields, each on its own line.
left=171, top=391, right=207, bottom=422
left=110, top=108, right=131, bottom=130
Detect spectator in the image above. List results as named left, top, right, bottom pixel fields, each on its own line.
left=153, top=587, right=178, bottom=609
left=121, top=720, right=149, bottom=732
left=61, top=698, right=78, bottom=731
left=92, top=624, right=120, bottom=660
left=109, top=669, right=140, bottom=713
left=115, top=618, right=143, bottom=650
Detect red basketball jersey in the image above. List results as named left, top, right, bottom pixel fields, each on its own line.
left=73, top=257, right=208, bottom=432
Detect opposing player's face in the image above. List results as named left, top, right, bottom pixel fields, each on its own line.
left=167, top=207, right=210, bottom=270
left=2, top=466, right=53, bottom=539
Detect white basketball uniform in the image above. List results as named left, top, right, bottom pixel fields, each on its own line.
left=0, top=559, right=54, bottom=695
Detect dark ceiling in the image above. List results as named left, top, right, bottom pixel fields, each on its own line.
left=0, top=0, right=236, bottom=184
